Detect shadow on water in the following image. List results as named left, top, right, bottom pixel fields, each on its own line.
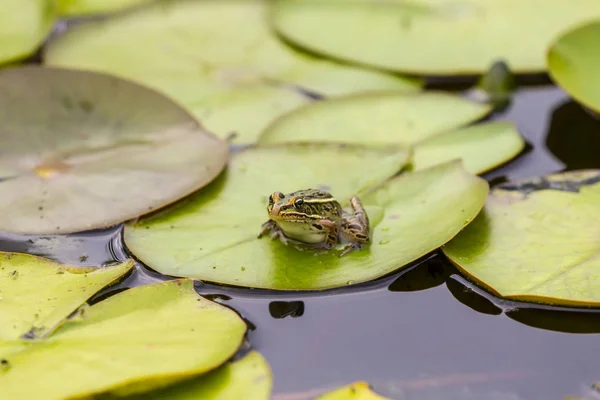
left=269, top=301, right=305, bottom=319
left=387, top=252, right=454, bottom=292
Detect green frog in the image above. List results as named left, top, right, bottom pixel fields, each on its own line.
left=258, top=189, right=370, bottom=257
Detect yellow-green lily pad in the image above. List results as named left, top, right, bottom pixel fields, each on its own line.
left=316, top=382, right=389, bottom=400
left=547, top=20, right=600, bottom=114
left=0, top=66, right=228, bottom=234
left=125, top=351, right=272, bottom=400
left=44, top=0, right=420, bottom=144
left=124, top=142, right=487, bottom=290
left=0, top=0, right=57, bottom=65
left=58, top=0, right=154, bottom=16
left=0, top=279, right=247, bottom=399
left=443, top=170, right=600, bottom=307
left=270, top=0, right=600, bottom=75
left=0, top=252, right=132, bottom=340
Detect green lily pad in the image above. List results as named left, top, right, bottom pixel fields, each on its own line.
left=0, top=279, right=247, bottom=399
left=58, top=0, right=154, bottom=16
left=547, top=20, right=600, bottom=114
left=44, top=0, right=420, bottom=144
left=125, top=351, right=272, bottom=400
left=443, top=170, right=600, bottom=307
left=0, top=0, right=56, bottom=65
left=316, top=382, right=389, bottom=400
left=270, top=0, right=600, bottom=75
left=0, top=66, right=228, bottom=234
left=124, top=143, right=487, bottom=290
left=0, top=252, right=132, bottom=340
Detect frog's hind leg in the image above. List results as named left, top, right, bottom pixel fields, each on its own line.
left=339, top=196, right=370, bottom=257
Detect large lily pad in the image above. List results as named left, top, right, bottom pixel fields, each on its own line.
left=547, top=20, right=600, bottom=114
left=58, top=0, right=154, bottom=16
left=0, top=252, right=132, bottom=340
left=0, top=66, right=228, bottom=234
left=270, top=0, right=600, bottom=75
left=316, top=382, right=389, bottom=400
left=443, top=170, right=600, bottom=307
left=44, top=0, right=419, bottom=144
left=0, top=0, right=56, bottom=65
left=0, top=279, right=247, bottom=399
left=124, top=142, right=487, bottom=290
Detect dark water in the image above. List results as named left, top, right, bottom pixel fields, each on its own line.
left=2, top=86, right=600, bottom=400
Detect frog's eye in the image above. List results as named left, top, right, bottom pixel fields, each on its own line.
left=294, top=198, right=304, bottom=208
left=276, top=192, right=285, bottom=199
left=268, top=195, right=273, bottom=203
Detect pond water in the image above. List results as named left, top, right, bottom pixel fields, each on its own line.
left=2, top=83, right=600, bottom=400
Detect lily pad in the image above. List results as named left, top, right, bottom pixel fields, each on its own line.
left=44, top=0, right=420, bottom=144
left=0, top=279, right=247, bottom=399
left=0, top=252, right=132, bottom=340
left=547, top=20, right=600, bottom=114
left=0, top=0, right=56, bottom=65
left=58, top=0, right=154, bottom=16
left=270, top=0, right=600, bottom=75
left=127, top=351, right=272, bottom=400
left=124, top=143, right=487, bottom=290
left=316, top=382, right=389, bottom=400
left=443, top=170, right=600, bottom=307
left=0, top=66, right=228, bottom=234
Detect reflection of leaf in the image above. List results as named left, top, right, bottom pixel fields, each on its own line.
left=443, top=170, right=600, bottom=307
left=0, top=66, right=228, bottom=234
left=0, top=0, right=57, bottom=65
left=0, top=252, right=132, bottom=340
left=44, top=0, right=420, bottom=143
left=271, top=0, right=600, bottom=74
left=548, top=20, right=600, bottom=114
left=58, top=0, right=154, bottom=16
left=0, top=280, right=247, bottom=400
left=316, top=382, right=389, bottom=400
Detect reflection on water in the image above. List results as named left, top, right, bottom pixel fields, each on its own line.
left=269, top=301, right=305, bottom=319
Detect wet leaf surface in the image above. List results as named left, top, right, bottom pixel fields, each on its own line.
left=316, top=381, right=389, bottom=400
left=271, top=0, right=600, bottom=75
left=548, top=20, right=600, bottom=114
left=0, top=252, right=132, bottom=340
left=44, top=0, right=420, bottom=143
left=0, top=66, right=228, bottom=234
left=0, top=279, right=247, bottom=399
left=443, top=170, right=600, bottom=307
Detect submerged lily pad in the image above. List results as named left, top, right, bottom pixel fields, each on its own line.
left=547, top=20, right=600, bottom=114
left=58, top=0, right=154, bottom=16
left=270, top=0, right=600, bottom=75
left=317, top=382, right=389, bottom=400
left=44, top=0, right=419, bottom=144
left=259, top=92, right=523, bottom=174
left=124, top=142, right=487, bottom=290
left=0, top=252, right=132, bottom=340
left=0, top=279, right=247, bottom=399
left=0, top=66, right=228, bottom=234
left=0, top=0, right=56, bottom=65
left=443, top=170, right=600, bottom=307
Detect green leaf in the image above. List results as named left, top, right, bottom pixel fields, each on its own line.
left=44, top=0, right=420, bottom=144
left=0, top=66, right=228, bottom=234
left=443, top=170, right=600, bottom=307
left=316, top=381, right=389, bottom=400
left=125, top=351, right=272, bottom=400
left=259, top=92, right=491, bottom=145
left=0, top=252, right=132, bottom=340
left=58, top=0, right=154, bottom=16
left=124, top=144, right=487, bottom=290
left=0, top=279, right=247, bottom=399
left=270, top=0, right=600, bottom=75
left=0, top=0, right=57, bottom=65
left=547, top=20, right=600, bottom=114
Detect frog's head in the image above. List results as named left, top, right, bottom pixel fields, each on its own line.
left=266, top=189, right=334, bottom=222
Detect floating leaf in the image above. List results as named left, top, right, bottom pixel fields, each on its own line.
left=0, top=279, right=247, bottom=399
left=316, top=382, right=389, bottom=400
left=547, top=20, right=600, bottom=114
left=0, top=0, right=57, bottom=65
left=270, top=0, right=600, bottom=75
left=443, top=170, right=600, bottom=307
left=58, top=0, right=154, bottom=16
left=0, top=252, right=132, bottom=340
left=44, top=0, right=420, bottom=144
left=126, top=351, right=272, bottom=400
left=124, top=144, right=487, bottom=290
left=0, top=66, right=228, bottom=234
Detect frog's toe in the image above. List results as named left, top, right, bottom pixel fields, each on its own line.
left=339, top=243, right=363, bottom=257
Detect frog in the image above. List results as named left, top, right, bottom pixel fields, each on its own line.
left=258, top=189, right=370, bottom=257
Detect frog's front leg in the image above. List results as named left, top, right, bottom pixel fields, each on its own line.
left=258, top=219, right=290, bottom=245
left=339, top=195, right=370, bottom=257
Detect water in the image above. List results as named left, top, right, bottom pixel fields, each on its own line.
left=2, top=85, right=600, bottom=400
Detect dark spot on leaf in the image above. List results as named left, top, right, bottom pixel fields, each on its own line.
left=79, top=100, right=94, bottom=113
left=21, top=326, right=45, bottom=340
left=61, top=97, right=73, bottom=110
left=38, top=206, right=43, bottom=211
left=0, top=359, right=10, bottom=371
